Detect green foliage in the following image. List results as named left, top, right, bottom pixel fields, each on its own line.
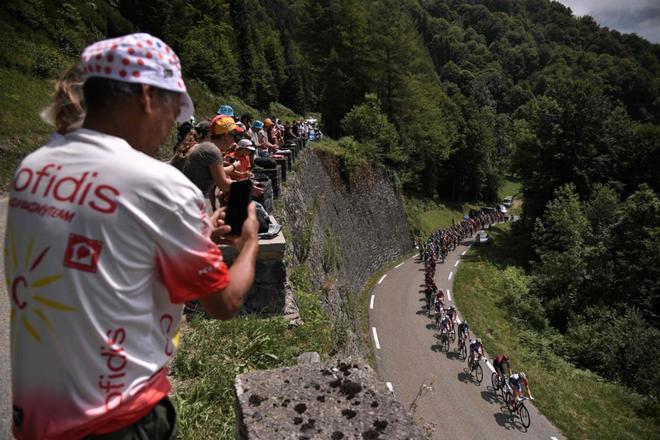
left=496, top=267, right=547, bottom=331
left=340, top=93, right=399, bottom=163
left=321, top=228, right=341, bottom=273
left=178, top=22, right=240, bottom=95
left=291, top=195, right=319, bottom=264
left=311, top=137, right=370, bottom=185
left=527, top=182, right=660, bottom=393
left=0, top=68, right=56, bottom=192
left=266, top=102, right=300, bottom=122
left=563, top=306, right=660, bottom=396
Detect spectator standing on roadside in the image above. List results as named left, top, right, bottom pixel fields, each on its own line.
left=5, top=33, right=259, bottom=440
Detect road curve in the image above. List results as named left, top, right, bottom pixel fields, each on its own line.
left=370, top=238, right=564, bottom=439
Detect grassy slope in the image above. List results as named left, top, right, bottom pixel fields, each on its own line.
left=497, top=176, right=523, bottom=217
left=171, top=265, right=332, bottom=439
left=0, top=68, right=54, bottom=192
left=404, top=197, right=479, bottom=240
left=0, top=69, right=298, bottom=192
left=453, top=223, right=660, bottom=440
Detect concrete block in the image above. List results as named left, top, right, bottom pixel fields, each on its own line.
left=234, top=360, right=425, bottom=439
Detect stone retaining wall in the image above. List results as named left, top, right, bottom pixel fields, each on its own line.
left=280, top=148, right=414, bottom=356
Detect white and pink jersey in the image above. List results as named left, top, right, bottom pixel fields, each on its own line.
left=5, top=129, right=229, bottom=439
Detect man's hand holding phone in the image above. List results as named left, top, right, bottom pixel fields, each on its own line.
left=211, top=204, right=258, bottom=248
left=211, top=179, right=259, bottom=251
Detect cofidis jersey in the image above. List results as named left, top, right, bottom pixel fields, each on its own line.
left=5, top=129, right=229, bottom=439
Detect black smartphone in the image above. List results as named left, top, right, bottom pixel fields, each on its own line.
left=225, top=179, right=252, bottom=236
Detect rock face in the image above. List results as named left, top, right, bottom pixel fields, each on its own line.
left=281, top=149, right=414, bottom=356
left=234, top=359, right=425, bottom=440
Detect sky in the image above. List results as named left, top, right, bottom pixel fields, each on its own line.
left=554, top=0, right=660, bottom=43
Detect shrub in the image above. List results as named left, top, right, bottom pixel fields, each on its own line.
left=563, top=306, right=660, bottom=396
left=497, top=266, right=548, bottom=331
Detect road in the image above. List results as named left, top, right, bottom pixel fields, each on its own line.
left=0, top=197, right=10, bottom=437
left=370, top=238, right=564, bottom=439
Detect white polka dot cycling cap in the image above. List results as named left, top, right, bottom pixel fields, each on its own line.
left=80, top=33, right=193, bottom=123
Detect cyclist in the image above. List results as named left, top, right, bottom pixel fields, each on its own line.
left=435, top=289, right=445, bottom=308
left=508, top=372, right=533, bottom=403
left=457, top=319, right=469, bottom=346
left=446, top=306, right=457, bottom=329
left=439, top=314, right=452, bottom=336
left=468, top=338, right=485, bottom=369
left=493, top=354, right=512, bottom=383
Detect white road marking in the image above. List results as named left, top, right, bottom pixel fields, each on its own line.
left=448, top=271, right=453, bottom=281
left=485, top=360, right=495, bottom=373
left=372, top=327, right=381, bottom=349
left=378, top=274, right=387, bottom=284
left=447, top=289, right=452, bottom=301
left=370, top=295, right=375, bottom=309
left=461, top=250, right=467, bottom=255
left=395, top=262, right=404, bottom=268
left=551, top=437, right=559, bottom=440
left=386, top=382, right=394, bottom=392
left=413, top=254, right=419, bottom=259
left=454, top=260, right=460, bottom=267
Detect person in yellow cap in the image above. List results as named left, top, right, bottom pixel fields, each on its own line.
left=211, top=115, right=244, bottom=154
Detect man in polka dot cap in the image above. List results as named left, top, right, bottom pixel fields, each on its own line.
left=7, top=33, right=259, bottom=439
left=80, top=32, right=194, bottom=123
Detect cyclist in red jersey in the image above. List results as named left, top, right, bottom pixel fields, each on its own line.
left=493, top=354, right=512, bottom=381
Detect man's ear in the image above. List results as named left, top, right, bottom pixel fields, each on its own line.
left=137, top=84, right=155, bottom=115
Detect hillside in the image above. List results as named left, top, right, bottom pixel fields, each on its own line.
left=1, top=0, right=658, bottom=200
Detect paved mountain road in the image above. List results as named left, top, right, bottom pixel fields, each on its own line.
left=370, top=238, right=564, bottom=439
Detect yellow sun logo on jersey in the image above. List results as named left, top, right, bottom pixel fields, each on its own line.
left=5, top=223, right=77, bottom=343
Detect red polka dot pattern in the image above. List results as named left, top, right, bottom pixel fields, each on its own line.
left=81, top=32, right=190, bottom=96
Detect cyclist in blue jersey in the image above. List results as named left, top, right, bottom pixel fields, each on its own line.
left=508, top=372, right=533, bottom=402
left=468, top=338, right=485, bottom=368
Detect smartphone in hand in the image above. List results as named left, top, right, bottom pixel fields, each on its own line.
left=225, top=179, right=253, bottom=236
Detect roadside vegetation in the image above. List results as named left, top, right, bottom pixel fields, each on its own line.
left=170, top=264, right=332, bottom=439
left=453, top=223, right=660, bottom=439
left=403, top=175, right=522, bottom=240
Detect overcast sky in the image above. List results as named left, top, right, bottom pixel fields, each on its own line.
left=554, top=0, right=660, bottom=43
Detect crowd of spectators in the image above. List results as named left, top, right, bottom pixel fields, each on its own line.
left=169, top=105, right=311, bottom=218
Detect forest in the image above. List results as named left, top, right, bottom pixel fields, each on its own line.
left=1, top=0, right=658, bottom=397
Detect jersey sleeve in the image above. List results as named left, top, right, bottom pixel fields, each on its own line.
left=154, top=194, right=230, bottom=303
